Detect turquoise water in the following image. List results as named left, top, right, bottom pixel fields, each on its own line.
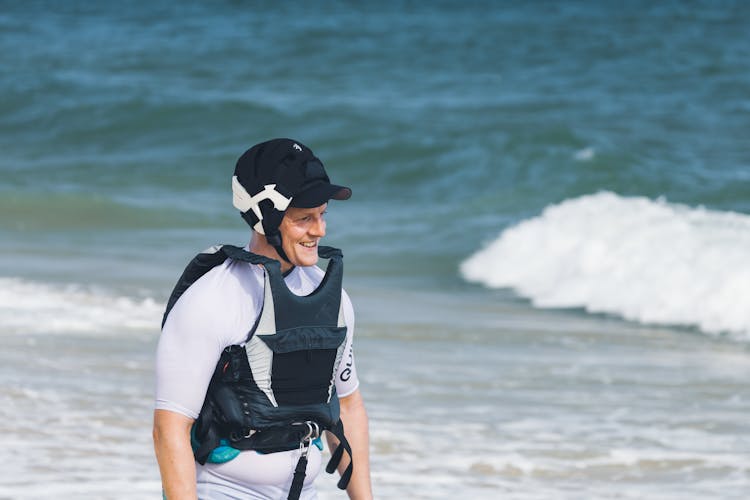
left=2, top=2, right=750, bottom=498
left=3, top=2, right=750, bottom=289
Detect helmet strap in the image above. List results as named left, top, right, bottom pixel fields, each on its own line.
left=266, top=231, right=292, bottom=264
left=274, top=244, right=291, bottom=264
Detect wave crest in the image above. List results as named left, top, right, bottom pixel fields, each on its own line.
left=460, top=192, right=750, bottom=339
left=0, top=278, right=162, bottom=335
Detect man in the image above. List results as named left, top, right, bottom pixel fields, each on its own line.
left=153, top=139, right=372, bottom=500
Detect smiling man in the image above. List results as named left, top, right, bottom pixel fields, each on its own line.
left=153, top=139, right=372, bottom=500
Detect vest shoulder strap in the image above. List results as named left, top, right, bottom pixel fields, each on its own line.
left=162, top=245, right=344, bottom=329
left=317, top=245, right=342, bottom=260
left=161, top=245, right=276, bottom=328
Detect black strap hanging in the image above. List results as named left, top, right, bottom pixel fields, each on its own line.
left=287, top=422, right=320, bottom=500
left=325, top=420, right=354, bottom=490
left=287, top=452, right=308, bottom=500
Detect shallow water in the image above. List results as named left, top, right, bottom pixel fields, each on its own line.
left=2, top=287, right=749, bottom=498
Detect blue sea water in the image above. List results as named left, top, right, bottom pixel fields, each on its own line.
left=1, top=2, right=749, bottom=498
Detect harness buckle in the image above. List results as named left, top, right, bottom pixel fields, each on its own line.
left=294, top=421, right=320, bottom=458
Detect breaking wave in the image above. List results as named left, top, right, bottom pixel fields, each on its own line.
left=461, top=192, right=750, bottom=340
left=0, top=277, right=162, bottom=335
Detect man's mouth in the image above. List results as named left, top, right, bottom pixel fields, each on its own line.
left=300, top=241, right=317, bottom=248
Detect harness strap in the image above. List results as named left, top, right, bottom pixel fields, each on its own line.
left=162, top=245, right=277, bottom=328
left=221, top=245, right=278, bottom=266
left=162, top=249, right=228, bottom=328
left=325, top=420, right=354, bottom=490
left=287, top=452, right=308, bottom=500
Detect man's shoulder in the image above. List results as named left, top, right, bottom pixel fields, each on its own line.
left=163, top=256, right=265, bottom=343
left=172, top=257, right=264, bottom=313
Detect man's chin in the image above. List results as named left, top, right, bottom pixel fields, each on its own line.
left=288, top=252, right=319, bottom=268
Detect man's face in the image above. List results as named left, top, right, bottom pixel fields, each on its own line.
left=278, top=203, right=328, bottom=268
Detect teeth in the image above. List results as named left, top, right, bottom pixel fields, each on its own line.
left=300, top=242, right=316, bottom=248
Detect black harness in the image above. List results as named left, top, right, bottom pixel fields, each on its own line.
left=163, top=245, right=353, bottom=498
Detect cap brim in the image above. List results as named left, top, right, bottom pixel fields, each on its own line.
left=290, top=183, right=352, bottom=208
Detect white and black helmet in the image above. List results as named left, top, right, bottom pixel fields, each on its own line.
left=232, top=138, right=351, bottom=255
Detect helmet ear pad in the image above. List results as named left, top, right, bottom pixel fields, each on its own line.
left=240, top=198, right=286, bottom=239
left=260, top=199, right=286, bottom=240
left=240, top=198, right=289, bottom=261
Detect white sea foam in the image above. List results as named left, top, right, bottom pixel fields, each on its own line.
left=461, top=192, right=750, bottom=339
left=574, top=146, right=595, bottom=161
left=0, top=277, right=163, bottom=335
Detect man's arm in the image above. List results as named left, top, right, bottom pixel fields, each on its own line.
left=327, top=388, right=373, bottom=500
left=153, top=409, right=198, bottom=500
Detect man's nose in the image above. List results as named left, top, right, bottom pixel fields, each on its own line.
left=310, top=216, right=326, bottom=237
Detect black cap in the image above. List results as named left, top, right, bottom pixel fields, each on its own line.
left=232, top=138, right=351, bottom=236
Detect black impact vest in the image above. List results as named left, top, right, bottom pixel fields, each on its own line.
left=162, top=245, right=353, bottom=495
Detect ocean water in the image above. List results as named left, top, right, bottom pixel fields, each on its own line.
left=2, top=1, right=750, bottom=498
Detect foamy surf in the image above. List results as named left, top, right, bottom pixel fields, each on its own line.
left=0, top=277, right=163, bottom=335
left=461, top=192, right=750, bottom=340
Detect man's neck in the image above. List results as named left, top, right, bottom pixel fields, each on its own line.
left=248, top=233, right=293, bottom=273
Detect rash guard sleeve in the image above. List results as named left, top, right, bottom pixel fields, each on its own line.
left=334, top=290, right=360, bottom=398
left=155, top=262, right=262, bottom=419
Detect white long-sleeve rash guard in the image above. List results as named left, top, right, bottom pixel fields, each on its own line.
left=155, top=254, right=359, bottom=499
